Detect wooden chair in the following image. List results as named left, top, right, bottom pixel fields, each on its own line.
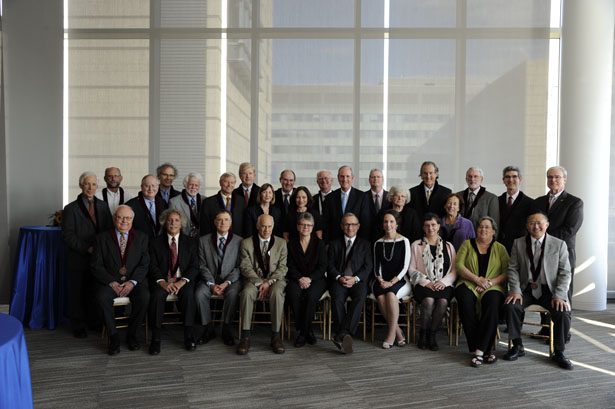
left=238, top=299, right=286, bottom=339
left=507, top=304, right=554, bottom=357
left=101, top=297, right=147, bottom=342
left=368, top=293, right=415, bottom=344
left=284, top=291, right=330, bottom=341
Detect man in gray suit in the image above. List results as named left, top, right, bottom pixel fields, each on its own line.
left=503, top=211, right=573, bottom=370
left=169, top=172, right=203, bottom=237
left=237, top=214, right=288, bottom=355
left=457, top=167, right=499, bottom=231
left=195, top=210, right=242, bottom=346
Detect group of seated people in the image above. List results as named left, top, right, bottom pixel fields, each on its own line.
left=60, top=160, right=581, bottom=371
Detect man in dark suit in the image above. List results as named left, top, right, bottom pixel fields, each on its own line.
left=497, top=166, right=535, bottom=253
left=168, top=172, right=203, bottom=237
left=503, top=212, right=573, bottom=370
left=360, top=168, right=390, bottom=242
left=328, top=213, right=373, bottom=354
left=456, top=167, right=499, bottom=231
left=195, top=210, right=243, bottom=346
left=90, top=205, right=150, bottom=355
left=126, top=174, right=168, bottom=239
left=274, top=169, right=296, bottom=221
left=148, top=208, right=199, bottom=355
left=61, top=171, right=113, bottom=338
left=233, top=162, right=259, bottom=208
left=312, top=169, right=334, bottom=216
left=156, top=163, right=181, bottom=205
left=323, top=165, right=364, bottom=243
left=409, top=161, right=452, bottom=219
left=237, top=214, right=288, bottom=355
left=200, top=172, right=246, bottom=237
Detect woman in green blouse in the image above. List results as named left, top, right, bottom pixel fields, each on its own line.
left=455, top=216, right=509, bottom=367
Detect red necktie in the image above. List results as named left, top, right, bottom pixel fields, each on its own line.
left=507, top=196, right=513, bottom=210
left=168, top=237, right=178, bottom=281
left=88, top=199, right=97, bottom=225
left=244, top=188, right=249, bottom=205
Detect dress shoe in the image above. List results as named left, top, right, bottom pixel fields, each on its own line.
left=108, top=334, right=120, bottom=356
left=417, top=330, right=427, bottom=350
left=184, top=337, right=197, bottom=351
left=198, top=325, right=216, bottom=345
left=503, top=344, right=525, bottom=361
left=73, top=328, right=88, bottom=339
left=271, top=337, right=285, bottom=354
left=149, top=340, right=161, bottom=355
left=428, top=330, right=439, bottom=351
left=294, top=335, right=307, bottom=348
left=306, top=331, right=317, bottom=345
left=221, top=327, right=235, bottom=346
left=342, top=334, right=353, bottom=354
left=127, top=334, right=140, bottom=351
left=237, top=337, right=250, bottom=355
left=332, top=336, right=342, bottom=350
left=552, top=351, right=574, bottom=370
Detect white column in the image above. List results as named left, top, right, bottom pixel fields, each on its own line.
left=559, top=0, right=614, bottom=311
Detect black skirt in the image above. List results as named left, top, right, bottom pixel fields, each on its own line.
left=413, top=284, right=454, bottom=303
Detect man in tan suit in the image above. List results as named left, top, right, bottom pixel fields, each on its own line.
left=237, top=214, right=288, bottom=355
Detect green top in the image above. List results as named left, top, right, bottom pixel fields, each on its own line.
left=455, top=239, right=509, bottom=300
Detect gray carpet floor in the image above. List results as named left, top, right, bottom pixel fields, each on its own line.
left=5, top=303, right=615, bottom=409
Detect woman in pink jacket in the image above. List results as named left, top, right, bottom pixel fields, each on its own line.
left=409, top=212, right=457, bottom=351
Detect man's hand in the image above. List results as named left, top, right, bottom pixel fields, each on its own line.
left=212, top=282, right=229, bottom=296
left=258, top=281, right=271, bottom=301
left=118, top=281, right=135, bottom=297
left=505, top=293, right=522, bottom=305
left=158, top=281, right=170, bottom=293
left=109, top=281, right=122, bottom=297
left=339, top=276, right=355, bottom=288
left=167, top=279, right=186, bottom=295
left=298, top=277, right=312, bottom=290
left=552, top=298, right=570, bottom=312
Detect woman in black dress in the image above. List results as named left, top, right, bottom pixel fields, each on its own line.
left=283, top=186, right=322, bottom=241
left=244, top=183, right=283, bottom=238
left=286, top=212, right=328, bottom=347
left=373, top=209, right=412, bottom=349
left=386, top=186, right=422, bottom=243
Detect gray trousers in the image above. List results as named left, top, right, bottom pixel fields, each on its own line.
left=195, top=280, right=241, bottom=326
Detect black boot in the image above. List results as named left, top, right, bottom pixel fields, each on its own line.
left=417, top=329, right=427, bottom=349
left=428, top=329, right=439, bottom=351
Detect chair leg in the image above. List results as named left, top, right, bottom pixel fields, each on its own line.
left=371, top=298, right=376, bottom=344
left=548, top=318, right=554, bottom=357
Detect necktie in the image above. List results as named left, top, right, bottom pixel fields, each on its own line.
left=284, top=194, right=290, bottom=213
left=341, top=191, right=348, bottom=214
left=189, top=198, right=198, bottom=237
left=426, top=189, right=431, bottom=205
left=467, top=192, right=476, bottom=209
left=374, top=193, right=380, bottom=213
left=162, top=189, right=169, bottom=203
left=225, top=196, right=231, bottom=211
left=190, top=198, right=197, bottom=215
left=548, top=194, right=556, bottom=210
left=218, top=236, right=226, bottom=264
left=262, top=240, right=269, bottom=257
left=507, top=196, right=513, bottom=210
left=532, top=240, right=542, bottom=298
left=345, top=239, right=352, bottom=257
left=119, top=233, right=127, bottom=257
left=244, top=188, right=250, bottom=205
left=88, top=199, right=97, bottom=225
left=169, top=236, right=178, bottom=281
left=148, top=200, right=156, bottom=221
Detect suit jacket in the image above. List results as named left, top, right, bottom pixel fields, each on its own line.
left=156, top=186, right=181, bottom=204
left=322, top=187, right=365, bottom=242
left=497, top=191, right=535, bottom=253
left=240, top=235, right=288, bottom=284
left=199, top=192, right=246, bottom=237
left=274, top=188, right=294, bottom=221
left=311, top=191, right=332, bottom=216
left=199, top=232, right=242, bottom=284
left=149, top=233, right=198, bottom=285
left=534, top=191, right=583, bottom=269
left=62, top=194, right=113, bottom=270
left=233, top=184, right=260, bottom=208
left=507, top=234, right=571, bottom=302
left=409, top=181, right=452, bottom=219
left=90, top=228, right=150, bottom=286
left=457, top=187, right=500, bottom=231
left=244, top=205, right=283, bottom=238
left=286, top=236, right=327, bottom=283
left=126, top=194, right=168, bottom=238
left=359, top=189, right=391, bottom=242
left=168, top=192, right=201, bottom=237
left=327, top=236, right=373, bottom=283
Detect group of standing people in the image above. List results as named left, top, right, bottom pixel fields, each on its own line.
left=61, top=160, right=582, bottom=370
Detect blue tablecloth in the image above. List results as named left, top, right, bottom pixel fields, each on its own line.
left=0, top=313, right=34, bottom=409
left=10, top=226, right=69, bottom=329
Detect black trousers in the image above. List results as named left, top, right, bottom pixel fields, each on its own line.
left=95, top=282, right=149, bottom=338
left=330, top=279, right=367, bottom=338
left=455, top=285, right=503, bottom=354
left=148, top=280, right=196, bottom=337
left=286, top=278, right=328, bottom=336
left=503, top=286, right=571, bottom=352
left=68, top=256, right=97, bottom=330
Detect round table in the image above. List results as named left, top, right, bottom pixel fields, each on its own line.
left=0, top=313, right=34, bottom=409
left=10, top=226, right=69, bottom=329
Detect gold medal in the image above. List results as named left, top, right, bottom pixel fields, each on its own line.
left=120, top=276, right=127, bottom=281
left=119, top=266, right=127, bottom=276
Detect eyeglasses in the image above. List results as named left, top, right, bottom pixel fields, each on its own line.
left=527, top=221, right=547, bottom=226
left=547, top=175, right=563, bottom=180
left=298, top=223, right=314, bottom=228
left=115, top=216, right=133, bottom=221
left=160, top=173, right=175, bottom=177
left=342, top=223, right=359, bottom=228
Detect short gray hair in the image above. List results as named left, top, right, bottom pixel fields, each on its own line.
left=183, top=172, right=203, bottom=187
left=219, top=172, right=236, bottom=182
left=467, top=167, right=484, bottom=178
left=79, top=171, right=98, bottom=186
left=502, top=166, right=522, bottom=179
left=387, top=186, right=409, bottom=204
left=114, top=204, right=135, bottom=218
left=156, top=163, right=178, bottom=178
left=159, top=208, right=188, bottom=229
left=547, top=166, right=567, bottom=178
left=478, top=216, right=498, bottom=232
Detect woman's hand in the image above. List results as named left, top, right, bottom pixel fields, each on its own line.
left=432, top=281, right=446, bottom=291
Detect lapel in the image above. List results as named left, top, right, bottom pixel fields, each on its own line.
left=541, top=234, right=557, bottom=282
left=548, top=191, right=568, bottom=215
